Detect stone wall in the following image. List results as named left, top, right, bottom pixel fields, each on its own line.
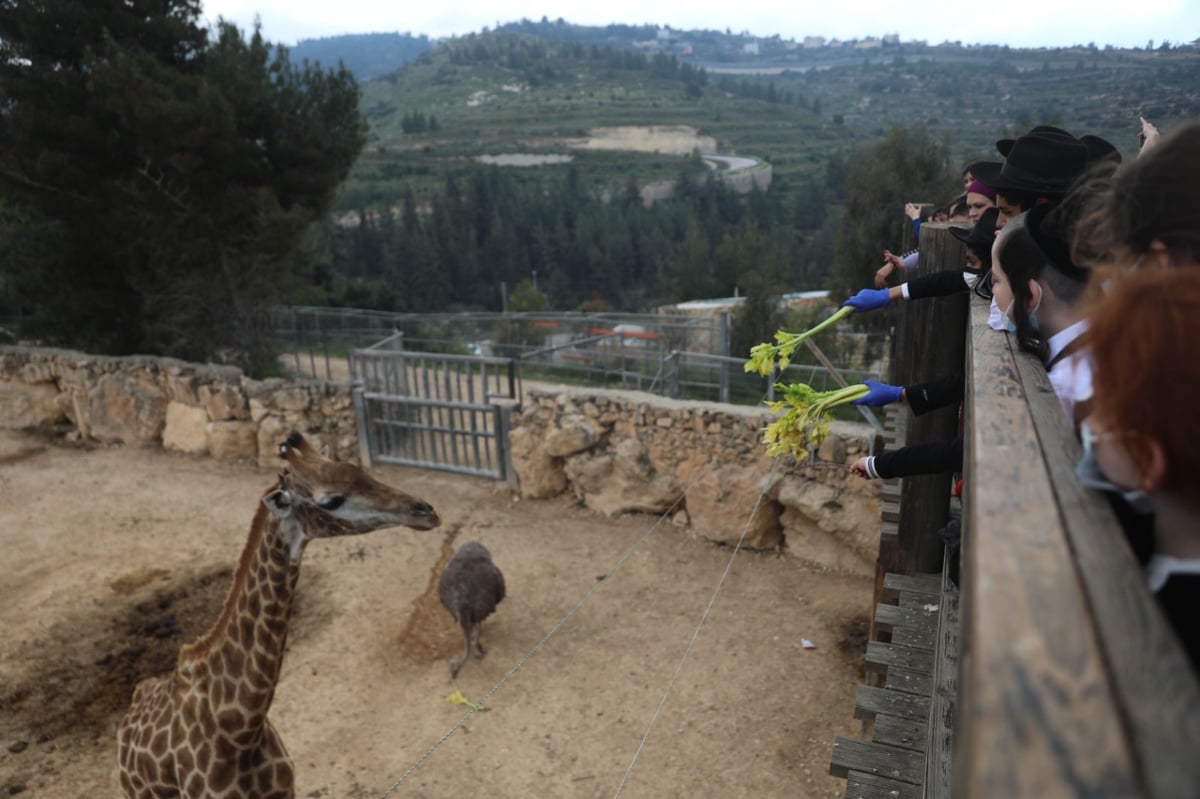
left=0, top=347, right=882, bottom=575
left=510, top=386, right=880, bottom=575
left=0, top=347, right=360, bottom=468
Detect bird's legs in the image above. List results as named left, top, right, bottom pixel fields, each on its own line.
left=472, top=621, right=487, bottom=659
left=450, top=625, right=471, bottom=678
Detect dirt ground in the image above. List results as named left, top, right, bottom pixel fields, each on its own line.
left=0, top=426, right=872, bottom=799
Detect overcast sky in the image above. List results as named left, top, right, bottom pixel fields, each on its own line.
left=199, top=0, right=1197, bottom=50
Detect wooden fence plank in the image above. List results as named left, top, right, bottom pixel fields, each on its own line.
left=854, top=684, right=929, bottom=722
left=872, top=713, right=928, bottom=752
left=925, top=569, right=958, bottom=799
left=844, top=771, right=920, bottom=799
left=881, top=665, right=931, bottom=696
left=959, top=298, right=1139, bottom=797
left=830, top=737, right=925, bottom=785
left=890, top=624, right=936, bottom=652
left=882, top=572, right=941, bottom=601
left=896, top=225, right=968, bottom=574
left=865, top=641, right=933, bottom=675
left=1010, top=342, right=1200, bottom=797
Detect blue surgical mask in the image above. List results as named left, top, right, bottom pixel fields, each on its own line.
left=1076, top=429, right=1154, bottom=514
left=1002, top=299, right=1017, bottom=334
left=1028, top=284, right=1043, bottom=334
left=1002, top=288, right=1043, bottom=336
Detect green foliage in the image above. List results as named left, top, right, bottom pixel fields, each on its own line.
left=290, top=32, right=434, bottom=81
left=729, top=270, right=786, bottom=360
left=507, top=278, right=550, bottom=312
left=0, top=4, right=367, bottom=373
left=309, top=159, right=831, bottom=315
left=829, top=124, right=959, bottom=307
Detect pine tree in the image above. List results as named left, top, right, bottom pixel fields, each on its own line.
left=0, top=3, right=366, bottom=373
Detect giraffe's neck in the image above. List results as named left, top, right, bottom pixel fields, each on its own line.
left=177, top=501, right=306, bottom=737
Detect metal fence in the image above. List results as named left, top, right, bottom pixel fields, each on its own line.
left=270, top=305, right=885, bottom=421
left=348, top=337, right=520, bottom=481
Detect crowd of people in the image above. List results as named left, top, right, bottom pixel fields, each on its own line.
left=839, top=118, right=1200, bottom=671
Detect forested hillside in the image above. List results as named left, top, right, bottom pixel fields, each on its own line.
left=290, top=32, right=434, bottom=81
left=309, top=27, right=1199, bottom=321
left=3, top=12, right=1197, bottom=373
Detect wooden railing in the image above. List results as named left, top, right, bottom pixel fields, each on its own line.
left=841, top=224, right=1200, bottom=798
left=958, top=290, right=1200, bottom=796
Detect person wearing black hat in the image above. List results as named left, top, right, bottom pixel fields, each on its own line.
left=990, top=202, right=1093, bottom=425
left=972, top=128, right=1090, bottom=230
left=951, top=206, right=1000, bottom=275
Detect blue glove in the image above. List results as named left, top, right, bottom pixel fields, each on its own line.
left=852, top=380, right=904, bottom=406
left=842, top=288, right=891, bottom=312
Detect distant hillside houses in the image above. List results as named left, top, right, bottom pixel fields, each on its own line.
left=662, top=290, right=831, bottom=321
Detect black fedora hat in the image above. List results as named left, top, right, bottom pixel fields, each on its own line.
left=1025, top=202, right=1089, bottom=282
left=950, top=207, right=1000, bottom=248
left=972, top=131, right=1089, bottom=196
left=996, top=125, right=1076, bottom=157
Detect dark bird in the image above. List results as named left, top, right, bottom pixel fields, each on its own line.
left=438, top=541, right=506, bottom=678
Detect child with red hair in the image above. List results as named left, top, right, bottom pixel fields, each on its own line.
left=1083, top=268, right=1200, bottom=670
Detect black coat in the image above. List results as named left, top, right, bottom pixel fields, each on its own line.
left=872, top=437, right=963, bottom=479
left=906, top=270, right=971, bottom=301
left=1157, top=574, right=1200, bottom=673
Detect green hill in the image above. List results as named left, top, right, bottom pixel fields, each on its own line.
left=338, top=31, right=845, bottom=212
left=334, top=28, right=1200, bottom=213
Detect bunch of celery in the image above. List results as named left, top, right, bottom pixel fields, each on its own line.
left=743, top=305, right=855, bottom=378
left=761, top=382, right=869, bottom=460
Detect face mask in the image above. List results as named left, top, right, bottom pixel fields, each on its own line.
left=1075, top=432, right=1154, bottom=515
left=1001, top=288, right=1043, bottom=336
left=1002, top=299, right=1017, bottom=334
left=962, top=271, right=981, bottom=289
left=1027, top=284, right=1043, bottom=334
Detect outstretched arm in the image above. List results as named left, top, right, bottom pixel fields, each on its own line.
left=850, top=438, right=963, bottom=480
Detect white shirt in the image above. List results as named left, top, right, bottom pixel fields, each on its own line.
left=1146, top=554, right=1200, bottom=593
left=1045, top=319, right=1093, bottom=421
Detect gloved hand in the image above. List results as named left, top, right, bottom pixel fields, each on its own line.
left=852, top=379, right=904, bottom=406
left=842, top=288, right=891, bottom=312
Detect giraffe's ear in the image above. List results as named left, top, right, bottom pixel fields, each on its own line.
left=263, top=489, right=295, bottom=518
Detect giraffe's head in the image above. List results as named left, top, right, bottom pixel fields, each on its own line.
left=271, top=431, right=440, bottom=535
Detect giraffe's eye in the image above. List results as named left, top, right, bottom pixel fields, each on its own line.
left=317, top=495, right=345, bottom=511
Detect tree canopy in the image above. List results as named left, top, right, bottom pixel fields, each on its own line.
left=830, top=124, right=960, bottom=306
left=0, top=0, right=367, bottom=372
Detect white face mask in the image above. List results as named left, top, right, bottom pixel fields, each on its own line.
left=962, top=271, right=982, bottom=289
left=1076, top=421, right=1153, bottom=514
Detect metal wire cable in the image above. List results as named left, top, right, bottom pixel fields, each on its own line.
left=609, top=456, right=781, bottom=798
left=378, top=389, right=792, bottom=798
left=378, top=459, right=706, bottom=797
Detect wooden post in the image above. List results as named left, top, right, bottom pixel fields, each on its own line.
left=897, top=223, right=968, bottom=574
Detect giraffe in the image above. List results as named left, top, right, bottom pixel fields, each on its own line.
left=116, top=431, right=440, bottom=799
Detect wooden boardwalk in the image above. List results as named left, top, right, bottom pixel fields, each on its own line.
left=829, top=405, right=959, bottom=799
left=828, top=226, right=1200, bottom=797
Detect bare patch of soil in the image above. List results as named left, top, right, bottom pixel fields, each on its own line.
left=0, top=428, right=871, bottom=798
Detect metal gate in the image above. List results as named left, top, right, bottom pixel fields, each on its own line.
left=349, top=335, right=521, bottom=481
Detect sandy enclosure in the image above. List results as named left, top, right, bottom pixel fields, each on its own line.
left=0, top=428, right=871, bottom=798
